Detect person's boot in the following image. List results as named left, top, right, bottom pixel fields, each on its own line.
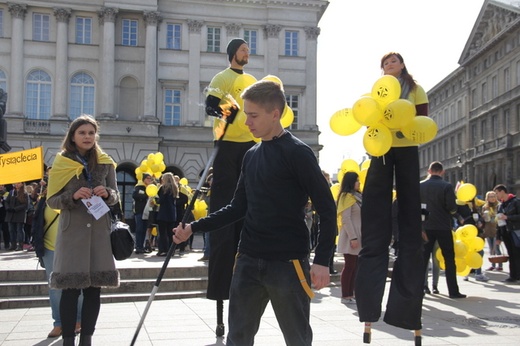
left=79, top=334, right=92, bottom=346
left=15, top=242, right=23, bottom=251
left=62, top=336, right=75, bottom=346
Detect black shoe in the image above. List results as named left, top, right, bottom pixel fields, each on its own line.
left=135, top=249, right=144, bottom=254
left=449, top=293, right=467, bottom=299
left=156, top=252, right=167, bottom=257
left=423, top=286, right=431, bottom=294
left=432, top=286, right=439, bottom=294
left=504, top=277, right=518, bottom=283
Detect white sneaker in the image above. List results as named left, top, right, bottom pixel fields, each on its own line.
left=475, top=274, right=489, bottom=282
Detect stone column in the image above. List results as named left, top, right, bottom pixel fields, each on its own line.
left=263, top=24, right=282, bottom=76
left=7, top=3, right=27, bottom=116
left=187, top=20, right=203, bottom=124
left=304, top=26, right=320, bottom=128
left=98, top=7, right=118, bottom=118
left=53, top=8, right=72, bottom=119
left=143, top=11, right=162, bottom=120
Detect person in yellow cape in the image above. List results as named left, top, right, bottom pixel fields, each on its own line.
left=336, top=172, right=362, bottom=305
left=46, top=115, right=120, bottom=346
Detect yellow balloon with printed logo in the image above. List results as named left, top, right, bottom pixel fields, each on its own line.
left=382, top=99, right=416, bottom=129
left=330, top=108, right=362, bottom=136
left=468, top=236, right=485, bottom=252
left=371, top=75, right=401, bottom=108
left=400, top=116, right=438, bottom=144
left=363, top=124, right=392, bottom=157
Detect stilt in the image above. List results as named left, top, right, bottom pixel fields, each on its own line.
left=215, top=299, right=225, bottom=337
left=414, top=329, right=421, bottom=346
left=363, top=322, right=371, bottom=343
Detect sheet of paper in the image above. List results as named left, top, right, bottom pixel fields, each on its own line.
left=82, top=195, right=110, bottom=220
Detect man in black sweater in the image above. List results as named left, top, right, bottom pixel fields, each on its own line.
left=420, top=161, right=466, bottom=298
left=173, top=80, right=336, bottom=346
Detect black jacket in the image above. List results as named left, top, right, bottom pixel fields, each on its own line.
left=497, top=194, right=520, bottom=240
left=420, top=175, right=457, bottom=231
left=132, top=185, right=148, bottom=215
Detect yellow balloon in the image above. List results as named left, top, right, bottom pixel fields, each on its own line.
left=135, top=167, right=142, bottom=175
left=337, top=169, right=344, bottom=184
left=360, top=159, right=371, bottom=170
left=382, top=99, right=416, bottom=129
left=454, top=240, right=468, bottom=259
left=435, top=247, right=444, bottom=262
left=139, top=161, right=148, bottom=172
left=468, top=236, right=485, bottom=252
left=147, top=153, right=156, bottom=166
left=330, top=183, right=340, bottom=200
left=153, top=171, right=162, bottom=179
left=455, top=257, right=467, bottom=272
left=150, top=164, right=161, bottom=173
left=456, top=183, right=477, bottom=202
left=352, top=96, right=384, bottom=126
left=233, top=73, right=257, bottom=96
left=439, top=259, right=446, bottom=270
left=136, top=172, right=143, bottom=181
left=400, top=116, right=438, bottom=144
left=371, top=75, right=401, bottom=108
left=179, top=177, right=188, bottom=186
left=159, top=162, right=166, bottom=172
left=456, top=264, right=471, bottom=277
left=466, top=251, right=483, bottom=269
left=146, top=184, right=158, bottom=197
left=193, top=199, right=208, bottom=220
left=329, top=108, right=362, bottom=136
left=155, top=152, right=164, bottom=162
left=340, top=159, right=360, bottom=174
left=358, top=168, right=368, bottom=185
left=455, top=224, right=478, bottom=241
left=281, top=105, right=294, bottom=128
left=363, top=124, right=392, bottom=157
left=262, top=75, right=284, bottom=90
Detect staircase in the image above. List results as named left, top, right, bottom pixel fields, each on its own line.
left=0, top=265, right=208, bottom=309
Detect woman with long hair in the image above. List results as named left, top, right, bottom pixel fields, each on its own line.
left=47, top=115, right=120, bottom=346
left=156, top=172, right=178, bottom=256
left=482, top=191, right=503, bottom=271
left=5, top=182, right=29, bottom=251
left=336, top=172, right=362, bottom=304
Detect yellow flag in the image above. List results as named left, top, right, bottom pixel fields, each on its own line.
left=0, top=147, right=44, bottom=185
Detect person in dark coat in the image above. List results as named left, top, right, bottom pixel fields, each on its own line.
left=5, top=182, right=29, bottom=251
left=155, top=172, right=177, bottom=256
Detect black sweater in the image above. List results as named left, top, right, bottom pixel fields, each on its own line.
left=191, top=132, right=336, bottom=266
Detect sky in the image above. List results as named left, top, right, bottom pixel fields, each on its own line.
left=316, top=0, right=486, bottom=176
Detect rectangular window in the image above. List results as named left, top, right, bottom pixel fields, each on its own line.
left=481, top=82, right=487, bottom=104
left=492, top=114, right=498, bottom=138
left=33, top=13, right=50, bottom=41
left=0, top=10, right=3, bottom=37
left=481, top=119, right=487, bottom=141
left=504, top=67, right=511, bottom=91
left=492, top=75, right=498, bottom=99
left=166, top=23, right=181, bottom=50
left=164, top=89, right=182, bottom=126
left=471, top=88, right=477, bottom=108
left=286, top=94, right=299, bottom=130
left=244, top=29, right=257, bottom=54
left=504, top=108, right=510, bottom=134
left=122, top=19, right=138, bottom=46
left=517, top=61, right=520, bottom=86
left=471, top=124, right=477, bottom=146
left=75, top=17, right=92, bottom=44
left=285, top=31, right=298, bottom=56
left=207, top=27, right=221, bottom=52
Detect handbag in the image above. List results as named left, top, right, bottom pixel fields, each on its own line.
left=110, top=219, right=135, bottom=260
left=489, top=243, right=509, bottom=264
left=511, top=229, right=520, bottom=248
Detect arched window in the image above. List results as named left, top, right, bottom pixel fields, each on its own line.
left=70, top=72, right=95, bottom=118
left=25, top=70, right=51, bottom=119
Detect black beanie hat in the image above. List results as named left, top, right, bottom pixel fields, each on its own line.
left=227, top=38, right=247, bottom=63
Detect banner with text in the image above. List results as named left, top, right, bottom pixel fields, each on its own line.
left=0, top=147, right=44, bottom=185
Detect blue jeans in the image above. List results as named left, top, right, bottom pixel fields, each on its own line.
left=8, top=222, right=24, bottom=245
left=227, top=254, right=312, bottom=346
left=134, top=213, right=146, bottom=250
left=42, top=248, right=82, bottom=327
left=424, top=241, right=440, bottom=287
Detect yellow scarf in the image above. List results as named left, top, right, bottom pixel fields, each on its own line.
left=47, top=150, right=115, bottom=199
left=336, top=193, right=356, bottom=228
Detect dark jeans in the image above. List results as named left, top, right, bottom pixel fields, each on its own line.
left=503, top=231, right=520, bottom=279
left=227, top=254, right=312, bottom=346
left=60, top=287, right=100, bottom=338
left=423, top=229, right=460, bottom=295
left=355, top=146, right=424, bottom=330
left=134, top=213, right=146, bottom=250
left=341, top=254, right=358, bottom=298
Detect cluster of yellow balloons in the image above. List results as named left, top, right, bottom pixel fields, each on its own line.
left=330, top=158, right=371, bottom=199
left=436, top=224, right=485, bottom=276
left=329, top=75, right=438, bottom=157
left=135, top=152, right=166, bottom=181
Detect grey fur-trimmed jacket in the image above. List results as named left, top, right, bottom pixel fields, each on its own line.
left=47, top=152, right=120, bottom=289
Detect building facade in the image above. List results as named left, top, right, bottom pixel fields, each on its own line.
left=0, top=0, right=328, bottom=220
left=421, top=0, right=520, bottom=195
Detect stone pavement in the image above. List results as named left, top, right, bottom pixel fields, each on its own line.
left=0, top=234, right=519, bottom=346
